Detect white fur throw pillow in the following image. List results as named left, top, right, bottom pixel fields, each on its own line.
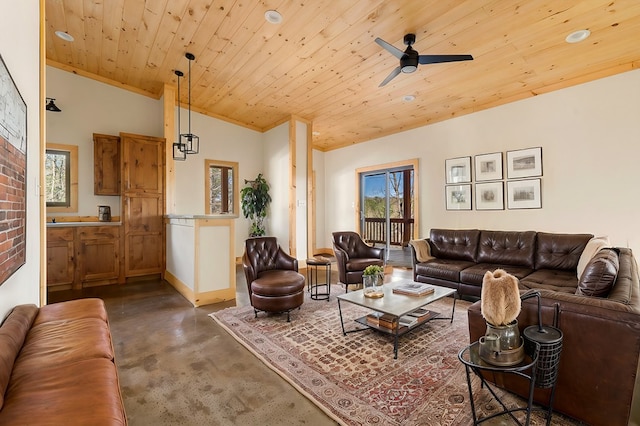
left=577, top=236, right=610, bottom=279
left=481, top=269, right=521, bottom=326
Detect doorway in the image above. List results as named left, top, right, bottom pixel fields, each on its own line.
left=357, top=159, right=418, bottom=268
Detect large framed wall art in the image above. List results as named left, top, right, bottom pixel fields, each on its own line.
left=0, top=55, right=27, bottom=286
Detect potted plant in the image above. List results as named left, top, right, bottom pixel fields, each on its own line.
left=363, top=264, right=384, bottom=298
left=240, top=173, right=272, bottom=237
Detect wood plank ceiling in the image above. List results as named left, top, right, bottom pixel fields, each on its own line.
left=45, top=0, right=640, bottom=151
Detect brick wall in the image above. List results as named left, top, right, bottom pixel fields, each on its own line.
left=0, top=135, right=26, bottom=284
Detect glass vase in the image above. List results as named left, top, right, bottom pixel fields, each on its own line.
left=363, top=273, right=384, bottom=298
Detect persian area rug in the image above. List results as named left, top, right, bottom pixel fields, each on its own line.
left=210, top=285, right=578, bottom=426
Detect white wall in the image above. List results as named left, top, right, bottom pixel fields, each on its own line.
left=172, top=106, right=263, bottom=255
left=322, top=69, right=640, bottom=255
left=263, top=123, right=290, bottom=249
left=312, top=149, right=327, bottom=251
left=0, top=1, right=41, bottom=318
left=295, top=120, right=308, bottom=260
left=46, top=66, right=163, bottom=218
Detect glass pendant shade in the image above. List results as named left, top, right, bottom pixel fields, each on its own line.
left=173, top=142, right=186, bottom=161
left=181, top=133, right=199, bottom=154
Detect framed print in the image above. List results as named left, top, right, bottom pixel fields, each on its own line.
left=476, top=182, right=504, bottom=210
left=446, top=184, right=472, bottom=210
left=507, top=147, right=542, bottom=179
left=0, top=55, right=27, bottom=286
left=445, top=156, right=472, bottom=184
left=507, top=179, right=541, bottom=209
left=475, top=152, right=503, bottom=181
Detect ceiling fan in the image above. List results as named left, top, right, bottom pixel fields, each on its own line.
left=375, top=33, right=473, bottom=87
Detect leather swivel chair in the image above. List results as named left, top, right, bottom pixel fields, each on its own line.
left=242, top=237, right=305, bottom=322
left=332, top=231, right=385, bottom=292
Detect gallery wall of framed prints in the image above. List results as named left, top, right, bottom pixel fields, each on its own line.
left=445, top=147, right=542, bottom=212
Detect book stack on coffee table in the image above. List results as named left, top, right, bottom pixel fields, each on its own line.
left=366, top=311, right=398, bottom=330
left=392, top=282, right=435, bottom=297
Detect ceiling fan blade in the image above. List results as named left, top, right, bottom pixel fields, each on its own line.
left=418, top=54, right=474, bottom=65
left=379, top=66, right=402, bottom=87
left=375, top=37, right=404, bottom=59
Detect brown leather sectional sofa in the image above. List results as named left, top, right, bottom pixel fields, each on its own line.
left=410, top=228, right=640, bottom=426
left=0, top=298, right=127, bottom=424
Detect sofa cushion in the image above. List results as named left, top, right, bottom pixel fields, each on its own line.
left=477, top=230, right=536, bottom=268
left=576, top=248, right=619, bottom=298
left=11, top=318, right=114, bottom=381
left=0, top=305, right=38, bottom=410
left=577, top=236, right=610, bottom=279
left=414, top=258, right=475, bottom=282
left=429, top=229, right=480, bottom=262
left=535, top=232, right=593, bottom=271
left=33, top=298, right=108, bottom=326
left=460, top=263, right=534, bottom=286
left=1, top=358, right=127, bottom=425
left=519, top=269, right=579, bottom=293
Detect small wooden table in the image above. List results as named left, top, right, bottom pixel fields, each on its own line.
left=306, top=257, right=331, bottom=301
left=337, top=281, right=457, bottom=359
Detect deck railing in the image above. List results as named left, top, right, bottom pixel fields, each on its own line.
left=363, top=217, right=414, bottom=247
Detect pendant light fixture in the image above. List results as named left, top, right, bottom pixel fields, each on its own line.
left=180, top=52, right=199, bottom=155
left=172, top=70, right=186, bottom=161
left=172, top=52, right=199, bottom=161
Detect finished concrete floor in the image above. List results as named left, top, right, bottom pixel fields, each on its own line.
left=49, top=271, right=339, bottom=425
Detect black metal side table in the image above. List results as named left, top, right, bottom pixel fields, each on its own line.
left=458, top=340, right=542, bottom=426
left=306, top=257, right=331, bottom=301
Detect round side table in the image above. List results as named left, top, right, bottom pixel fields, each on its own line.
left=458, top=340, right=541, bottom=426
left=306, top=257, right=331, bottom=301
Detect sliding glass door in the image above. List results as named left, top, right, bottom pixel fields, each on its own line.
left=360, top=166, right=414, bottom=265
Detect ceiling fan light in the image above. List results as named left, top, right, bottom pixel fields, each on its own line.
left=401, top=65, right=417, bottom=74
left=565, top=29, right=590, bottom=43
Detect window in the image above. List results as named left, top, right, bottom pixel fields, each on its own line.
left=45, top=143, right=78, bottom=212
left=205, top=159, right=238, bottom=215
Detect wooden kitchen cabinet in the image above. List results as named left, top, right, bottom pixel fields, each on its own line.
left=120, top=132, right=165, bottom=277
left=77, top=226, right=121, bottom=285
left=47, top=225, right=123, bottom=290
left=46, top=228, right=75, bottom=290
left=94, top=133, right=121, bottom=195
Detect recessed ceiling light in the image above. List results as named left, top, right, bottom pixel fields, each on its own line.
left=312, top=131, right=320, bottom=136
left=402, top=95, right=416, bottom=102
left=55, top=30, right=74, bottom=42
left=265, top=10, right=283, bottom=24
left=565, top=29, right=590, bottom=44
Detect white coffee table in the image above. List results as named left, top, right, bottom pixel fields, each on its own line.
left=337, top=280, right=457, bottom=359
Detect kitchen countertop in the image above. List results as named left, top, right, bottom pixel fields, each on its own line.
left=165, top=214, right=239, bottom=219
left=46, top=221, right=122, bottom=227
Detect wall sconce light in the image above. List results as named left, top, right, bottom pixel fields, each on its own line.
left=45, top=98, right=62, bottom=112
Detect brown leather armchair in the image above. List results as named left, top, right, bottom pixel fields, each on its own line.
left=332, top=231, right=385, bottom=292
left=242, top=237, right=306, bottom=322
